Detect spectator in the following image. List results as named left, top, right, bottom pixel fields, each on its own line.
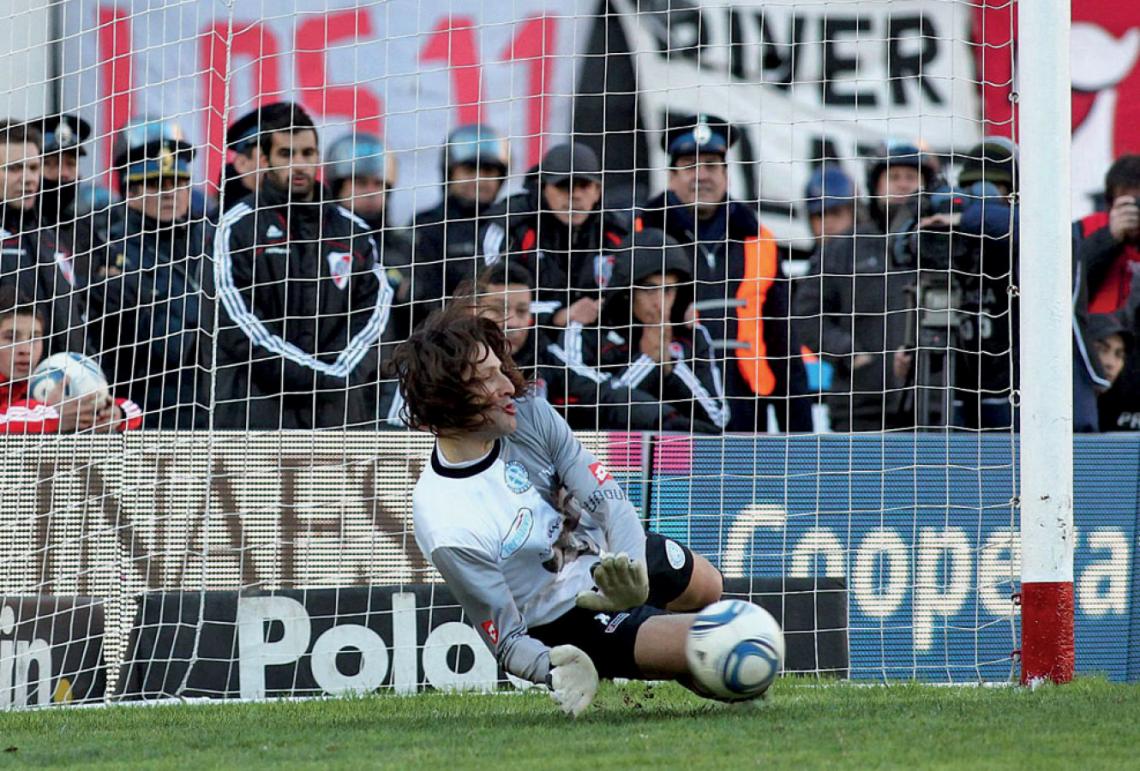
left=0, top=285, right=141, bottom=433
left=1087, top=312, right=1137, bottom=431
left=31, top=113, right=112, bottom=291
left=639, top=113, right=810, bottom=432
left=795, top=161, right=915, bottom=432
left=85, top=119, right=211, bottom=429
left=205, top=102, right=393, bottom=429
left=409, top=124, right=509, bottom=330
left=325, top=132, right=413, bottom=339
left=217, top=105, right=273, bottom=212
left=480, top=141, right=631, bottom=329
left=803, top=166, right=856, bottom=247
left=0, top=119, right=86, bottom=356
left=865, top=140, right=937, bottom=232
left=1072, top=155, right=1140, bottom=430
left=583, top=228, right=726, bottom=432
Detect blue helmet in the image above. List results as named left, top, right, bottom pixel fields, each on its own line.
left=804, top=167, right=857, bottom=215
left=442, top=124, right=509, bottom=177
left=325, top=133, right=395, bottom=186
left=865, top=139, right=938, bottom=194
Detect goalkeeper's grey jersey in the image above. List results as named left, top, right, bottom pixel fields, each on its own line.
left=413, top=396, right=646, bottom=685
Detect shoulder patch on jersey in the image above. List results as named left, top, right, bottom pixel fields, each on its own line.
left=504, top=460, right=532, bottom=494
left=500, top=507, right=534, bottom=559
left=588, top=462, right=612, bottom=486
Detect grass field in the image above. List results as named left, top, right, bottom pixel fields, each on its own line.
left=0, top=678, right=1136, bottom=769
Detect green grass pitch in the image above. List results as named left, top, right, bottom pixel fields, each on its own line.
left=0, top=678, right=1136, bottom=769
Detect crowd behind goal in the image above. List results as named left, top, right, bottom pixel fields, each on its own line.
left=0, top=103, right=1135, bottom=436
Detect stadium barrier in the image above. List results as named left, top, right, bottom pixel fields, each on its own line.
left=1, top=432, right=1137, bottom=706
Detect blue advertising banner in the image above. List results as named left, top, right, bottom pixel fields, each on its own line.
left=646, top=434, right=1139, bottom=682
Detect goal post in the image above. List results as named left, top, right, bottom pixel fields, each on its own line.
left=1016, top=0, right=1075, bottom=686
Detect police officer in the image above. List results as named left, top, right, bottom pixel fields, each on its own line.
left=409, top=124, right=509, bottom=330
left=325, top=132, right=413, bottom=341
left=640, top=113, right=810, bottom=432
left=86, top=118, right=212, bottom=428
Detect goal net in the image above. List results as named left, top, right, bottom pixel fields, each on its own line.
left=0, top=0, right=1096, bottom=707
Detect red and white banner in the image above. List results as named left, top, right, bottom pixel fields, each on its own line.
left=60, top=0, right=591, bottom=222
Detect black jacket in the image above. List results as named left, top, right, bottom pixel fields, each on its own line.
left=86, top=204, right=211, bottom=428
left=580, top=238, right=726, bottom=432
left=408, top=194, right=499, bottom=331
left=479, top=187, right=631, bottom=325
left=639, top=192, right=810, bottom=432
left=0, top=204, right=87, bottom=356
left=204, top=182, right=392, bottom=429
left=793, top=221, right=915, bottom=431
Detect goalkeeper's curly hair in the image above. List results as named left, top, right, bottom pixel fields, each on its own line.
left=386, top=300, right=529, bottom=435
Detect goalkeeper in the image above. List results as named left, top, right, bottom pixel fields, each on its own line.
left=391, top=303, right=723, bottom=716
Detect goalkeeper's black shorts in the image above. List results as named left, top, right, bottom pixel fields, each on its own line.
left=528, top=532, right=695, bottom=679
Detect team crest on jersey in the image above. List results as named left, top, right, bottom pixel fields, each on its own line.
left=500, top=507, right=534, bottom=559
left=504, top=460, right=532, bottom=494
left=588, top=462, right=612, bottom=486
left=593, top=254, right=616, bottom=288
left=326, top=251, right=353, bottom=290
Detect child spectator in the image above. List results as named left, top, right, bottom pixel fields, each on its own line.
left=0, top=286, right=141, bottom=433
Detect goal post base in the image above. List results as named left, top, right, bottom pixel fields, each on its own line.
left=1020, top=581, right=1075, bottom=685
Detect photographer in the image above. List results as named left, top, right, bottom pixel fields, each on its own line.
left=891, top=137, right=1019, bottom=430
left=794, top=142, right=941, bottom=432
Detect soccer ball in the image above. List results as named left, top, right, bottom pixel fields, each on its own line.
left=29, top=352, right=110, bottom=403
left=685, top=599, right=785, bottom=702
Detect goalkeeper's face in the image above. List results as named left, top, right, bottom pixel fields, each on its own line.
left=468, top=343, right=518, bottom=437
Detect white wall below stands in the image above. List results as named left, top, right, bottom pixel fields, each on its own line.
left=0, top=0, right=51, bottom=119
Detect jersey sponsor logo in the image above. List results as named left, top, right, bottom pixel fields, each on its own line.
left=605, top=612, right=630, bottom=634
left=665, top=538, right=687, bottom=570
left=500, top=507, right=534, bottom=559
left=588, top=462, right=612, bottom=486
left=504, top=460, right=532, bottom=494
left=327, top=251, right=353, bottom=290
left=481, top=619, right=499, bottom=644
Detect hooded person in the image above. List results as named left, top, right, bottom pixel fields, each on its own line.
left=409, top=124, right=510, bottom=330
left=564, top=229, right=726, bottom=433
left=1091, top=307, right=1140, bottom=432
left=479, top=141, right=631, bottom=329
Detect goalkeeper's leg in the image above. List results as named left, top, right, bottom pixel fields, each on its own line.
left=643, top=532, right=723, bottom=612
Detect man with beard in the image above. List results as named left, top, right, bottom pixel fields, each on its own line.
left=640, top=114, right=809, bottom=432
left=480, top=142, right=630, bottom=330
left=207, top=102, right=392, bottom=429
left=85, top=119, right=211, bottom=428
left=0, top=119, right=85, bottom=356
left=409, top=124, right=509, bottom=330
left=325, top=132, right=413, bottom=340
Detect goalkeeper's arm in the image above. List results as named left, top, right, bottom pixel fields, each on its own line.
left=431, top=546, right=598, bottom=716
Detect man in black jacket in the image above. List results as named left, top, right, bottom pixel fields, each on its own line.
left=86, top=120, right=211, bottom=429
left=0, top=119, right=85, bottom=356
left=640, top=114, right=809, bottom=432
left=480, top=142, right=630, bottom=330
left=409, top=124, right=509, bottom=331
left=205, top=102, right=392, bottom=429
left=575, top=228, right=726, bottom=433
left=324, top=131, right=413, bottom=341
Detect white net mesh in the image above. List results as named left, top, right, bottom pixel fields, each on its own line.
left=0, top=0, right=1078, bottom=707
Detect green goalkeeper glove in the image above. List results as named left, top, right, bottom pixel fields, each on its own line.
left=548, top=645, right=598, bottom=717
left=575, top=551, right=649, bottom=612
